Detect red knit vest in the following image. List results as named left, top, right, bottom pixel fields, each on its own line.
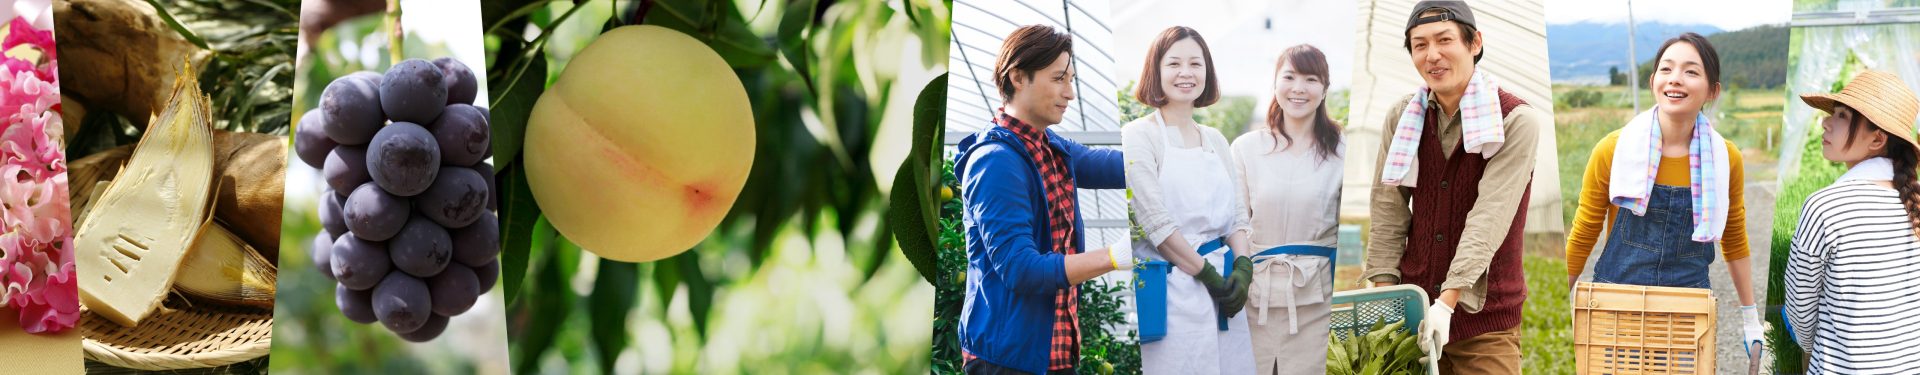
left=1397, top=89, right=1530, bottom=342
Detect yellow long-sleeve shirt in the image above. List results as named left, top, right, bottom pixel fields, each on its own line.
left=1566, top=131, right=1749, bottom=277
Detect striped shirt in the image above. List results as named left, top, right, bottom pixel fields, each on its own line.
left=1787, top=180, right=1920, bottom=374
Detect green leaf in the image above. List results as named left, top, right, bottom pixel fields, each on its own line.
left=488, top=50, right=547, bottom=163
left=644, top=0, right=776, bottom=68
left=141, top=0, right=212, bottom=50
left=889, top=74, right=947, bottom=284
left=588, top=259, right=639, bottom=371
left=509, top=244, right=573, bottom=375
left=499, top=161, right=543, bottom=305
left=776, top=0, right=818, bottom=93
left=675, top=252, right=715, bottom=337
left=889, top=162, right=935, bottom=283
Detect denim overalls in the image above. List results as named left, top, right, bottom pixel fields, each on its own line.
left=1592, top=184, right=1714, bottom=288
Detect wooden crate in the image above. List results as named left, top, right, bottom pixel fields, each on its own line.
left=1573, top=282, right=1717, bottom=375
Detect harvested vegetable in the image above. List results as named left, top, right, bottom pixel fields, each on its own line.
left=174, top=222, right=276, bottom=308
left=74, top=67, right=217, bottom=327
left=69, top=131, right=288, bottom=261
left=1328, top=319, right=1428, bottom=375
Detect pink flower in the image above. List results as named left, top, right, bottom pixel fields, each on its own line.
left=3, top=17, right=54, bottom=82
left=0, top=14, right=69, bottom=334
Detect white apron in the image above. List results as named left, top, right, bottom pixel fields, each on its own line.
left=1140, top=112, right=1254, bottom=374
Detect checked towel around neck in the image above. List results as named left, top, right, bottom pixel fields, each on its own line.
left=1608, top=107, right=1730, bottom=242
left=1380, top=70, right=1507, bottom=187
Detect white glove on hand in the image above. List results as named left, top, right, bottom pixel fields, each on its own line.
left=1107, top=242, right=1133, bottom=270
left=1741, top=305, right=1765, bottom=359
left=1419, top=301, right=1453, bottom=358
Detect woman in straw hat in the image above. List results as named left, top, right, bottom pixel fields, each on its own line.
left=1786, top=69, right=1920, bottom=374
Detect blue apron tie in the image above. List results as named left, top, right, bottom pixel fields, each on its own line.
left=1197, top=237, right=1231, bottom=278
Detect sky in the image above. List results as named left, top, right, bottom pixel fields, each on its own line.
left=1111, top=0, right=1358, bottom=98
left=1545, top=0, right=1791, bottom=30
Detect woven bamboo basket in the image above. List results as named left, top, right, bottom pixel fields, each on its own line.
left=1573, top=282, right=1717, bottom=375
left=79, top=294, right=271, bottom=370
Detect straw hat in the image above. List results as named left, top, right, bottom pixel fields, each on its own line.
left=1801, top=69, right=1920, bottom=149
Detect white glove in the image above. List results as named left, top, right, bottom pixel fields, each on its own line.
left=1107, top=242, right=1133, bottom=270
left=1419, top=301, right=1453, bottom=358
left=1741, top=305, right=1765, bottom=359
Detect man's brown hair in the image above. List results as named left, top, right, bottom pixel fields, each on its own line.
left=992, top=25, right=1074, bottom=102
left=1133, top=26, right=1220, bottom=108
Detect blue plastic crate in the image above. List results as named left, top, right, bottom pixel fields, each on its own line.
left=1329, top=285, right=1439, bottom=375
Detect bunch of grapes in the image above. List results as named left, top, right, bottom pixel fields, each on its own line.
left=295, top=58, right=498, bottom=342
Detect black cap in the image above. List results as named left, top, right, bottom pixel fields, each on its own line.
left=1404, top=0, right=1482, bottom=63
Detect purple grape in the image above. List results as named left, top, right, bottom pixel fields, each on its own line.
left=294, top=110, right=337, bottom=169
left=372, top=272, right=432, bottom=334
left=418, top=166, right=488, bottom=228
left=367, top=122, right=441, bottom=196
left=473, top=161, right=495, bottom=211
left=475, top=106, right=493, bottom=159
left=311, top=233, right=335, bottom=281
left=426, top=104, right=489, bottom=166
left=344, top=183, right=410, bottom=241
left=336, top=283, right=377, bottom=324
left=475, top=260, right=499, bottom=289
left=390, top=215, right=451, bottom=278
left=331, top=235, right=390, bottom=291
left=324, top=146, right=371, bottom=194
left=428, top=263, right=480, bottom=316
left=394, top=314, right=449, bottom=342
left=451, top=210, right=499, bottom=267
left=433, top=57, right=477, bottom=106
left=320, top=191, right=346, bottom=239
left=320, top=72, right=384, bottom=145
left=379, top=59, right=448, bottom=124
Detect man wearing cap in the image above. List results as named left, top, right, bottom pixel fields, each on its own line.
left=1360, top=1, right=1544, bottom=373
left=952, top=24, right=1129, bottom=375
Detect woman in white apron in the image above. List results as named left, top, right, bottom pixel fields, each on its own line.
left=1232, top=44, right=1342, bottom=375
left=1121, top=26, right=1256, bottom=374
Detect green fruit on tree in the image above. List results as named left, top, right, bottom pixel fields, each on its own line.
left=525, top=25, right=754, bottom=262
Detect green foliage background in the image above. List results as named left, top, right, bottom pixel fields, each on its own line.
left=481, top=0, right=950, bottom=372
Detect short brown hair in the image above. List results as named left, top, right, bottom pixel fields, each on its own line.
left=1134, top=26, right=1220, bottom=108
left=993, top=25, right=1074, bottom=102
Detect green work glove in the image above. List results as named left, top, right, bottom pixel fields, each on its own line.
left=1194, top=263, right=1234, bottom=303
left=1223, top=256, right=1252, bottom=316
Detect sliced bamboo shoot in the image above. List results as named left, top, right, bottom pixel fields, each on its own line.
left=175, top=221, right=276, bottom=308
left=75, top=67, right=217, bottom=327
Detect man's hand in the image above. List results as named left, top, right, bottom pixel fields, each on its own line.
left=1106, top=242, right=1133, bottom=271
left=1419, top=300, right=1453, bottom=360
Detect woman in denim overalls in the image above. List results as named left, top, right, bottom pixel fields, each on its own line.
left=1564, top=33, right=1766, bottom=362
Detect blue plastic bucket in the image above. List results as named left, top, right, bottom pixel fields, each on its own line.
left=1135, top=261, right=1170, bottom=343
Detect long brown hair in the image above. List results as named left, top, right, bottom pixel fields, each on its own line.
left=1846, top=107, right=1920, bottom=234
left=1133, top=26, right=1220, bottom=108
left=1265, top=44, right=1341, bottom=162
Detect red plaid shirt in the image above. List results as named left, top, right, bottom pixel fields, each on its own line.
left=996, top=110, right=1080, bottom=371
